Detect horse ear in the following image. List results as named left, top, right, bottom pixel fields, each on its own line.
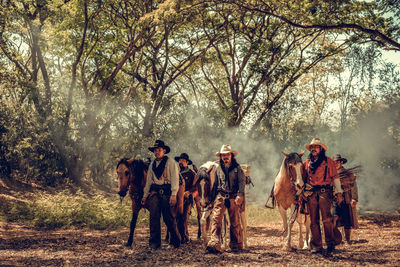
left=299, top=151, right=305, bottom=157
left=282, top=152, right=289, bottom=158
left=127, top=157, right=135, bottom=164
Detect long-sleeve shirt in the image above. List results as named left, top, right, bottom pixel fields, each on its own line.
left=304, top=156, right=343, bottom=194
left=143, top=157, right=179, bottom=198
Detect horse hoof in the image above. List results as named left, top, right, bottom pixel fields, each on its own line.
left=124, top=242, right=132, bottom=248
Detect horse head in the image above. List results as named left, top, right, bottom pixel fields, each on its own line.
left=282, top=151, right=305, bottom=191
left=116, top=158, right=135, bottom=199
left=196, top=161, right=218, bottom=208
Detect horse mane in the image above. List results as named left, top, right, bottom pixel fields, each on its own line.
left=117, top=158, right=149, bottom=187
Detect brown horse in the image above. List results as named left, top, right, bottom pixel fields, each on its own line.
left=117, top=158, right=148, bottom=247
left=268, top=152, right=310, bottom=250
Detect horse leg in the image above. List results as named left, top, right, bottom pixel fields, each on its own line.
left=126, top=201, right=140, bottom=247
left=304, top=215, right=311, bottom=249
left=195, top=197, right=202, bottom=239
left=297, top=212, right=304, bottom=249
left=284, top=205, right=296, bottom=250
left=200, top=209, right=212, bottom=246
left=240, top=210, right=248, bottom=248
left=278, top=204, right=288, bottom=237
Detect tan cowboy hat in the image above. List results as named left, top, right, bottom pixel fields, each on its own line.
left=216, top=144, right=238, bottom=157
left=305, top=137, right=328, bottom=151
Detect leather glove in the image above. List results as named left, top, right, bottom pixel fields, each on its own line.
left=169, top=195, right=177, bottom=206
left=335, top=193, right=343, bottom=205
left=235, top=195, right=243, bottom=206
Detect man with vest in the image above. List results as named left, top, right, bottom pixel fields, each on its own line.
left=206, top=144, right=245, bottom=253
left=141, top=140, right=181, bottom=249
left=333, top=154, right=358, bottom=244
left=303, top=138, right=343, bottom=256
left=174, top=152, right=197, bottom=244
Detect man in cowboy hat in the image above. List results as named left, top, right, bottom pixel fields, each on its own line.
left=206, top=144, right=245, bottom=253
left=141, top=140, right=181, bottom=249
left=333, top=154, right=358, bottom=245
left=303, top=138, right=343, bottom=256
left=174, top=152, right=197, bottom=243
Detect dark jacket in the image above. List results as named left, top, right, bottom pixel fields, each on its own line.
left=215, top=162, right=245, bottom=196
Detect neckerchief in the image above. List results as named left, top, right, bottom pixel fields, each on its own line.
left=308, top=153, right=326, bottom=174
left=152, top=156, right=168, bottom=179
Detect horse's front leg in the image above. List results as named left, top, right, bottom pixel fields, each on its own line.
left=278, top=205, right=288, bottom=237
left=297, top=212, right=304, bottom=249
left=195, top=198, right=202, bottom=240
left=304, top=214, right=311, bottom=249
left=126, top=200, right=141, bottom=247
left=200, top=209, right=212, bottom=246
left=284, top=204, right=297, bottom=250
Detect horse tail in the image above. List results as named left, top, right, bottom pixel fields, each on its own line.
left=265, top=183, right=276, bottom=209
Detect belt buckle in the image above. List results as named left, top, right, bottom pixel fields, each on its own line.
left=159, top=189, right=164, bottom=195
left=320, top=188, right=326, bottom=193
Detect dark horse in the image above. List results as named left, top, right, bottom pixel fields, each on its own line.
left=117, top=158, right=148, bottom=247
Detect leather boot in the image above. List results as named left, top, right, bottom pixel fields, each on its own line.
left=345, top=228, right=351, bottom=244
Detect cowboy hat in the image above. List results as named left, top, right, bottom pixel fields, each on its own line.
left=305, top=137, right=328, bottom=151
left=174, top=153, right=193, bottom=165
left=216, top=144, right=238, bottom=157
left=148, top=139, right=170, bottom=154
left=333, top=154, right=347, bottom=164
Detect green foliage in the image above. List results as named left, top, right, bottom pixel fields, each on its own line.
left=0, top=190, right=148, bottom=230
left=0, top=190, right=280, bottom=229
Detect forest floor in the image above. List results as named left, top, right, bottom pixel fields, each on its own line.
left=1, top=213, right=400, bottom=266
left=0, top=178, right=399, bottom=266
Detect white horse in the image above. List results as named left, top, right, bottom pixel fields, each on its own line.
left=268, top=152, right=310, bottom=250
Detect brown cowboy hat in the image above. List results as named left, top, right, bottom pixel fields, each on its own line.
left=148, top=139, right=170, bottom=154
left=174, top=153, right=193, bottom=165
left=216, top=144, right=238, bottom=157
left=333, top=154, right=347, bottom=164
left=305, top=137, right=328, bottom=151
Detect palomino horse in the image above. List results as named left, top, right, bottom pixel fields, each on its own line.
left=196, top=161, right=248, bottom=249
left=267, top=152, right=310, bottom=250
left=116, top=158, right=148, bottom=247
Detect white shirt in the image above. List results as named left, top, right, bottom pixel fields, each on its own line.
left=143, top=157, right=179, bottom=198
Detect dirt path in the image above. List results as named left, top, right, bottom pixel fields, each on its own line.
left=0, top=216, right=399, bottom=266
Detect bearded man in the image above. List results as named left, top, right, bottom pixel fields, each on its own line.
left=141, top=140, right=181, bottom=249
left=206, top=144, right=245, bottom=253
left=303, top=138, right=343, bottom=256
left=174, top=152, right=197, bottom=244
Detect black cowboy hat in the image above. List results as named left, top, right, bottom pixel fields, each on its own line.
left=174, top=153, right=192, bottom=165
left=148, top=139, right=170, bottom=154
left=333, top=154, right=347, bottom=164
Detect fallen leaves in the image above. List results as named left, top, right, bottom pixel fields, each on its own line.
left=0, top=215, right=399, bottom=266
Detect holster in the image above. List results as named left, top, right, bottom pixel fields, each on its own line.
left=150, top=184, right=172, bottom=196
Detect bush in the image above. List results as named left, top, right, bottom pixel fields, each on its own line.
left=0, top=190, right=149, bottom=230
